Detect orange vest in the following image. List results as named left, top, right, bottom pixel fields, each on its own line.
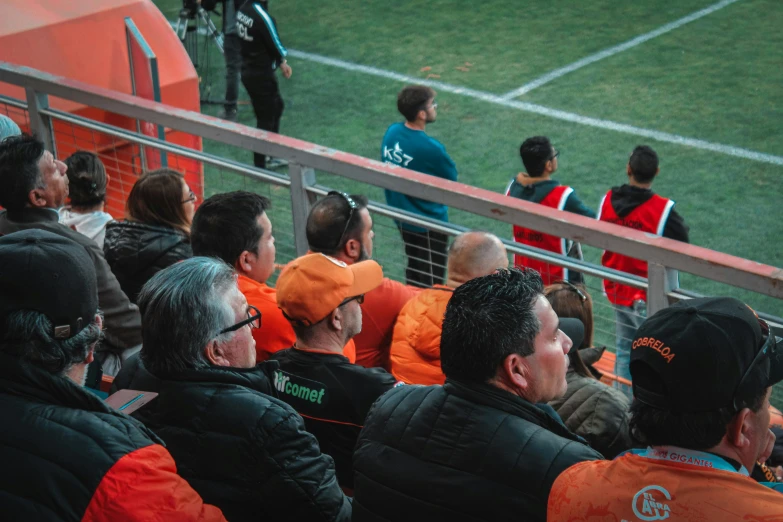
left=509, top=185, right=573, bottom=285
left=598, top=191, right=674, bottom=307
left=548, top=449, right=783, bottom=521
left=389, top=286, right=453, bottom=385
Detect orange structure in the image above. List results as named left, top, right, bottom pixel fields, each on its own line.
left=0, top=0, right=203, bottom=217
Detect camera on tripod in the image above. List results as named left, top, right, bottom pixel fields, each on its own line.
left=181, top=0, right=219, bottom=18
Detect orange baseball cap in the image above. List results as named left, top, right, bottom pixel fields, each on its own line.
left=276, top=253, right=383, bottom=325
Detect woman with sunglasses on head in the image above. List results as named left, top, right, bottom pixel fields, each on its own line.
left=104, top=168, right=195, bottom=303
left=545, top=281, right=633, bottom=459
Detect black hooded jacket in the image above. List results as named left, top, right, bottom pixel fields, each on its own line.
left=607, top=185, right=689, bottom=242
left=112, top=354, right=351, bottom=522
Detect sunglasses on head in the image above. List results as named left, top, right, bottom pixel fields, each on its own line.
left=733, top=317, right=780, bottom=411
left=551, top=280, right=587, bottom=303
left=327, top=191, right=358, bottom=250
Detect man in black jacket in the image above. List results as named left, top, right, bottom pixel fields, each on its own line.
left=112, top=256, right=351, bottom=522
left=272, top=253, right=401, bottom=490
left=237, top=0, right=292, bottom=169
left=0, top=134, right=142, bottom=376
left=353, top=268, right=603, bottom=522
left=0, top=230, right=223, bottom=521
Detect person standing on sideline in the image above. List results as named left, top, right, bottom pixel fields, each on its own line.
left=237, top=0, right=292, bottom=169
left=218, top=0, right=242, bottom=122
left=505, top=136, right=595, bottom=285
left=598, top=145, right=689, bottom=389
left=382, top=85, right=458, bottom=288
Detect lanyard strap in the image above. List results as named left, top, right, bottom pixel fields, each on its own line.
left=629, top=446, right=749, bottom=476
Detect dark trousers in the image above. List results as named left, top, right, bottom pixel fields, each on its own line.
left=223, top=34, right=242, bottom=111
left=241, top=72, right=284, bottom=168
left=400, top=228, right=448, bottom=288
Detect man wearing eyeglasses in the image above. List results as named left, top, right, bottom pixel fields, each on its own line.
left=306, top=191, right=420, bottom=370
left=505, top=136, right=595, bottom=285
left=382, top=85, right=458, bottom=289
left=112, top=257, right=352, bottom=521
left=271, top=253, right=401, bottom=490
left=549, top=297, right=783, bottom=520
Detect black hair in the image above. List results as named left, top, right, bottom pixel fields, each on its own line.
left=0, top=134, right=45, bottom=212
left=191, top=191, right=271, bottom=266
left=519, top=136, right=554, bottom=178
left=306, top=193, right=369, bottom=254
left=441, top=268, right=544, bottom=383
left=629, top=369, right=768, bottom=449
left=397, top=85, right=436, bottom=122
left=628, top=145, right=659, bottom=183
left=64, top=151, right=107, bottom=208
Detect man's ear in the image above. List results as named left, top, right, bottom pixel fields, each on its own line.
left=235, top=250, right=254, bottom=275
left=205, top=339, right=230, bottom=367
left=726, top=408, right=754, bottom=450
left=28, top=188, right=47, bottom=208
left=501, top=353, right=531, bottom=395
left=344, top=238, right=360, bottom=261
left=626, top=164, right=633, bottom=177
left=328, top=307, right=344, bottom=333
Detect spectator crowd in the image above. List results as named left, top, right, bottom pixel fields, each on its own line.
left=1, top=81, right=782, bottom=522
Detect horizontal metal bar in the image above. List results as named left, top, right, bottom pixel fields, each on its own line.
left=0, top=63, right=779, bottom=298
left=0, top=94, right=28, bottom=110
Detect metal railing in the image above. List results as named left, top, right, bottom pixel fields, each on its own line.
left=1, top=61, right=781, bottom=353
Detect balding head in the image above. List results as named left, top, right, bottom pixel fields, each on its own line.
left=446, top=232, right=508, bottom=287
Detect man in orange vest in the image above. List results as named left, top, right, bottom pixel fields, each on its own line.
left=598, top=145, right=689, bottom=387
left=506, top=136, right=595, bottom=285
left=548, top=297, right=783, bottom=520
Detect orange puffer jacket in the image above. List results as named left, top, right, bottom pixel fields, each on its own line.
left=389, top=286, right=454, bottom=385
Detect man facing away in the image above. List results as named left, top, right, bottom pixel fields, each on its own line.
left=353, top=268, right=603, bottom=522
left=0, top=230, right=225, bottom=522
left=598, top=145, right=689, bottom=387
left=112, top=257, right=351, bottom=522
left=0, top=134, right=141, bottom=376
left=506, top=136, right=595, bottom=285
left=548, top=297, right=783, bottom=520
left=389, top=231, right=508, bottom=385
left=272, top=253, right=401, bottom=490
left=382, top=85, right=458, bottom=288
left=306, top=191, right=419, bottom=369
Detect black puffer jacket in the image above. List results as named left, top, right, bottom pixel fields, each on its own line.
left=103, top=221, right=192, bottom=303
left=113, top=354, right=351, bottom=522
left=353, top=379, right=603, bottom=522
left=549, top=347, right=633, bottom=459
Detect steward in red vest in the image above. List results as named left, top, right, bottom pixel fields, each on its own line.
left=506, top=136, right=595, bottom=285
left=598, top=146, right=689, bottom=306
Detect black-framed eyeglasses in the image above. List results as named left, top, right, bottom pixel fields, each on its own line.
left=419, top=100, right=438, bottom=112
left=338, top=294, right=365, bottom=307
left=733, top=318, right=780, bottom=411
left=182, top=190, right=197, bottom=204
left=549, top=149, right=560, bottom=161
left=552, top=280, right=587, bottom=303
left=219, top=305, right=262, bottom=335
left=328, top=190, right=358, bottom=249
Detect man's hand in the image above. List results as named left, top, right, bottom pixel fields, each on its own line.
left=280, top=61, right=292, bottom=79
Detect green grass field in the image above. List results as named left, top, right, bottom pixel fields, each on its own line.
left=155, top=0, right=783, bottom=399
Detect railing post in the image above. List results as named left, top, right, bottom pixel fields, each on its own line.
left=288, top=163, right=317, bottom=256
left=25, top=88, right=56, bottom=156
left=647, top=262, right=679, bottom=316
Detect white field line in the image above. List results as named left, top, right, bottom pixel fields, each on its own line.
left=287, top=49, right=783, bottom=167
left=500, top=0, right=742, bottom=100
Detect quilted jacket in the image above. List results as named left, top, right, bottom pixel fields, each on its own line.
left=112, top=354, right=351, bottom=522
left=103, top=220, right=192, bottom=304
left=389, top=285, right=453, bottom=385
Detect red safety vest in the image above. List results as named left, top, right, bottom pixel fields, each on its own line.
left=598, top=190, right=674, bottom=306
left=508, top=184, right=573, bottom=285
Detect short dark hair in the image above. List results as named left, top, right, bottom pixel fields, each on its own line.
left=191, top=191, right=271, bottom=266
left=441, top=268, right=544, bottom=383
left=519, top=136, right=553, bottom=177
left=397, top=85, right=435, bottom=122
left=0, top=310, right=102, bottom=376
left=306, top=193, right=369, bottom=254
left=628, top=145, right=659, bottom=183
left=138, top=257, right=236, bottom=376
left=629, top=363, right=768, bottom=449
left=64, top=151, right=107, bottom=208
left=0, top=134, right=45, bottom=212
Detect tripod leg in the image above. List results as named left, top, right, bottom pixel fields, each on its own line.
left=198, top=8, right=224, bottom=53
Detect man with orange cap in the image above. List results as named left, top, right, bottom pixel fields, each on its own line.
left=272, top=253, right=401, bottom=491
